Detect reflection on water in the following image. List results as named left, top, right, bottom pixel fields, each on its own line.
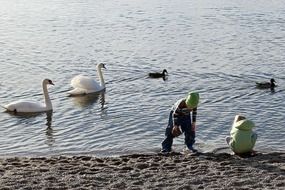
left=45, top=111, right=55, bottom=147
left=255, top=86, right=276, bottom=93
left=45, top=110, right=53, bottom=128
left=4, top=110, right=55, bottom=148
left=70, top=91, right=106, bottom=109
left=5, top=111, right=41, bottom=118
left=0, top=0, right=285, bottom=156
left=4, top=110, right=53, bottom=121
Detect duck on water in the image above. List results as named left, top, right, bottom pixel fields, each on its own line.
left=256, top=78, right=276, bottom=89
left=148, top=69, right=168, bottom=78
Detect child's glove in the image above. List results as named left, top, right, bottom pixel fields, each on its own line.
left=172, top=125, right=182, bottom=137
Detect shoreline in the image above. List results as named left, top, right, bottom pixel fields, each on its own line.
left=0, top=151, right=285, bottom=189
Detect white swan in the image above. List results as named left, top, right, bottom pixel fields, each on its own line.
left=68, top=63, right=106, bottom=96
left=3, top=79, right=54, bottom=113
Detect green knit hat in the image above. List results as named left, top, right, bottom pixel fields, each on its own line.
left=186, top=92, right=199, bottom=108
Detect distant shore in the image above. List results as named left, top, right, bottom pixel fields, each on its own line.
left=0, top=151, right=285, bottom=189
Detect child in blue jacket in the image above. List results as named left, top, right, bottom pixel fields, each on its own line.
left=161, top=92, right=199, bottom=153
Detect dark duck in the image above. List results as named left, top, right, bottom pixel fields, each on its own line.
left=148, top=69, right=168, bottom=78
left=256, top=78, right=276, bottom=89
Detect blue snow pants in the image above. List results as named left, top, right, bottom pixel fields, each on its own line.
left=161, top=110, right=195, bottom=152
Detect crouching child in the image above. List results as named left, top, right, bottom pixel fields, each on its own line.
left=226, top=115, right=257, bottom=156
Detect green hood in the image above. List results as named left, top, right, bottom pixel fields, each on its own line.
left=233, top=120, right=255, bottom=131
left=229, top=118, right=257, bottom=154
left=186, top=92, right=199, bottom=108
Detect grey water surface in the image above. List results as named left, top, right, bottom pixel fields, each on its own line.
left=0, top=0, right=285, bottom=157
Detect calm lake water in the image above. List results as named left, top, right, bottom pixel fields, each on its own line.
left=0, top=0, right=285, bottom=157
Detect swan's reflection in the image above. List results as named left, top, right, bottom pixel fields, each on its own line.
left=45, top=111, right=55, bottom=147
left=45, top=110, right=53, bottom=128
left=70, top=91, right=106, bottom=109
left=5, top=110, right=55, bottom=147
left=5, top=110, right=53, bottom=124
left=5, top=111, right=43, bottom=118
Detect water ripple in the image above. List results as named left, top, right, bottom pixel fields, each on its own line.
left=1, top=0, right=285, bottom=156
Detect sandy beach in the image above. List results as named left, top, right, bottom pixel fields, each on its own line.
left=0, top=151, right=284, bottom=189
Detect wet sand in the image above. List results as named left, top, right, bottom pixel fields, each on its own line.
left=0, top=151, right=285, bottom=189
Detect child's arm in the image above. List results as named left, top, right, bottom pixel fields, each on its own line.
left=192, top=108, right=197, bottom=131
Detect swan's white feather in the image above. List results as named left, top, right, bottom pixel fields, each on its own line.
left=68, top=63, right=106, bottom=96
left=4, top=100, right=47, bottom=113
left=3, top=78, right=54, bottom=113
left=67, top=88, right=88, bottom=96
left=69, top=75, right=104, bottom=95
left=71, top=75, right=101, bottom=90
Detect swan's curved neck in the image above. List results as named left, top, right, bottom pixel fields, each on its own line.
left=97, top=67, right=105, bottom=88
left=43, top=82, right=52, bottom=110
